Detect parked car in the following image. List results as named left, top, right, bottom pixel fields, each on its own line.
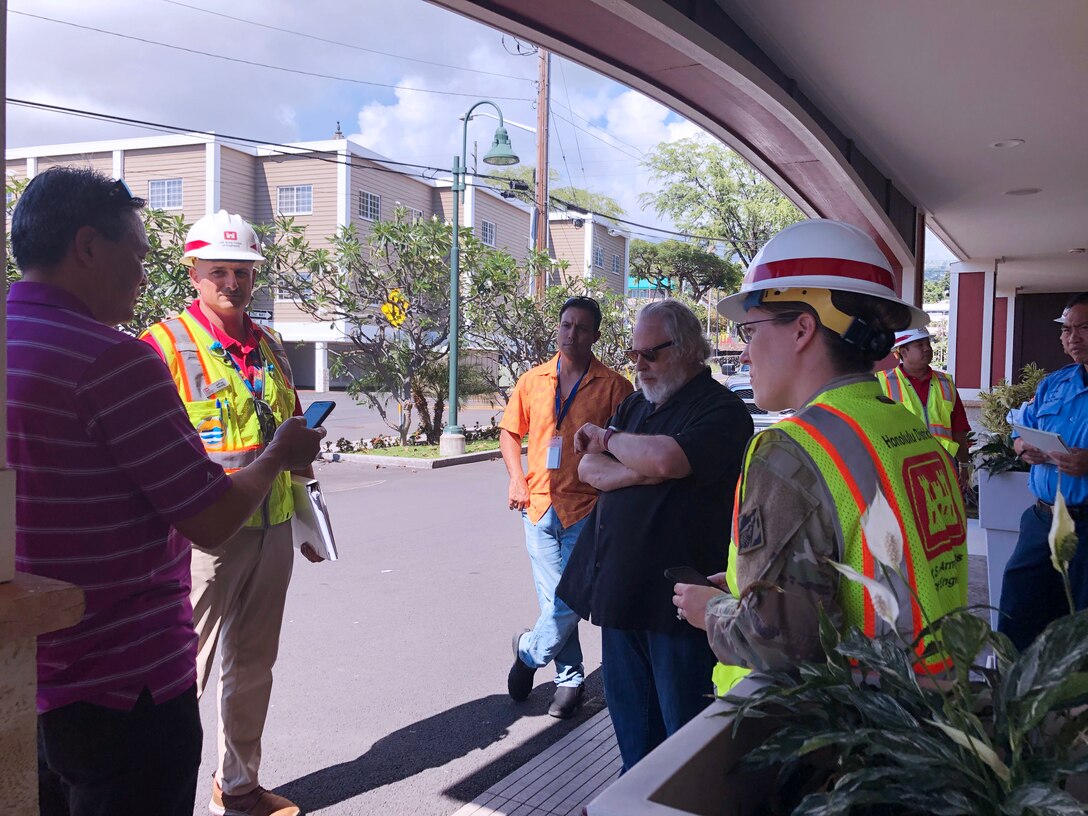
left=725, top=363, right=751, bottom=387
left=728, top=376, right=793, bottom=429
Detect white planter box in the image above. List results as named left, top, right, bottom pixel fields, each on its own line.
left=977, top=469, right=1032, bottom=629
left=587, top=678, right=777, bottom=816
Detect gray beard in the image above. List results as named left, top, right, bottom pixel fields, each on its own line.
left=639, top=367, right=690, bottom=405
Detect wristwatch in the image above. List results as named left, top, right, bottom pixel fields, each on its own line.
left=603, top=426, right=617, bottom=452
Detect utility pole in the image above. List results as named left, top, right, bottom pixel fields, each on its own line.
left=534, top=48, right=550, bottom=297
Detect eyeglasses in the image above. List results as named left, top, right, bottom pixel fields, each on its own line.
left=736, top=313, right=802, bottom=344
left=562, top=296, right=600, bottom=312
left=625, top=340, right=674, bottom=364
left=253, top=398, right=278, bottom=443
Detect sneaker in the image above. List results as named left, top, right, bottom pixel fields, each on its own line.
left=507, top=629, right=535, bottom=702
left=211, top=777, right=301, bottom=816
left=548, top=684, right=585, bottom=719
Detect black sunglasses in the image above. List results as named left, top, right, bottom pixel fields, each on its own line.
left=625, top=340, right=674, bottom=364
left=108, top=178, right=135, bottom=203
left=253, top=399, right=278, bottom=443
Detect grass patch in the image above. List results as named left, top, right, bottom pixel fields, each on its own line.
left=350, top=439, right=501, bottom=459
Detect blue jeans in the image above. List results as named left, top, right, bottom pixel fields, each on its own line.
left=999, top=503, right=1088, bottom=651
left=601, top=627, right=716, bottom=771
left=518, top=507, right=587, bottom=687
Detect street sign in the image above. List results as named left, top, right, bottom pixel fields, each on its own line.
left=250, top=309, right=273, bottom=320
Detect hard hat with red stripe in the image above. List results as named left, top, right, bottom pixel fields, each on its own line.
left=892, top=326, right=932, bottom=350
left=718, top=218, right=928, bottom=329
left=182, top=210, right=266, bottom=267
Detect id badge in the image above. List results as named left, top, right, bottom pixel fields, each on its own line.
left=546, top=435, right=562, bottom=469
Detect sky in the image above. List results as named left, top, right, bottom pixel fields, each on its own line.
left=7, top=0, right=699, bottom=240
left=7, top=0, right=954, bottom=261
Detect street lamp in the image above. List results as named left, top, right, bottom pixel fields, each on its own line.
left=439, top=101, right=520, bottom=456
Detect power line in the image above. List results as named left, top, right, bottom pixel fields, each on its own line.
left=548, top=108, right=642, bottom=161
left=557, top=59, right=589, bottom=197
left=158, top=0, right=534, bottom=83
left=551, top=99, right=645, bottom=156
left=10, top=10, right=530, bottom=103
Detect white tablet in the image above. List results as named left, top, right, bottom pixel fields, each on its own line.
left=1012, top=423, right=1071, bottom=455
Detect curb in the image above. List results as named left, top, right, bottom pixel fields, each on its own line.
left=319, top=447, right=513, bottom=470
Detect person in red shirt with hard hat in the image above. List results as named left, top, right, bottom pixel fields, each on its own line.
left=875, top=326, right=972, bottom=486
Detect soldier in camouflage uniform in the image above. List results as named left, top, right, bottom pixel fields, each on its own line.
left=673, top=220, right=968, bottom=682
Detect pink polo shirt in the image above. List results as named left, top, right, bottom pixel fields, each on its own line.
left=7, top=281, right=231, bottom=713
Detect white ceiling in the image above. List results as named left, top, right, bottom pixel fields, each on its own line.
left=718, top=0, right=1088, bottom=292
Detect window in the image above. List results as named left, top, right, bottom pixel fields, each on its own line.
left=594, top=246, right=604, bottom=267
left=277, top=184, right=313, bottom=215
left=612, top=254, right=621, bottom=275
left=481, top=219, right=496, bottom=247
left=359, top=190, right=381, bottom=221
left=148, top=178, right=183, bottom=210
left=409, top=207, right=425, bottom=223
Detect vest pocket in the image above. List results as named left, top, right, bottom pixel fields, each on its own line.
left=185, top=399, right=226, bottom=452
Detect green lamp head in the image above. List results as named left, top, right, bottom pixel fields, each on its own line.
left=483, top=126, right=519, bottom=166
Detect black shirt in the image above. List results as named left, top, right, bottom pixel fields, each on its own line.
left=558, top=368, right=753, bottom=632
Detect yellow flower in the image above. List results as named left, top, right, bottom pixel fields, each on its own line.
left=1049, top=488, right=1078, bottom=572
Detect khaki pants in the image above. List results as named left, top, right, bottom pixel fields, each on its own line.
left=190, top=521, right=294, bottom=796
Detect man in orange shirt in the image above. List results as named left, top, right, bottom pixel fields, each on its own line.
left=499, top=296, right=632, bottom=718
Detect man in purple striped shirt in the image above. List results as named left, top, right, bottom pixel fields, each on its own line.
left=7, top=166, right=325, bottom=816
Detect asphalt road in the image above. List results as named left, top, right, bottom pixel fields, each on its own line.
left=193, top=450, right=607, bottom=816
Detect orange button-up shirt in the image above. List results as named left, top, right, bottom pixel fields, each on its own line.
left=499, top=353, right=633, bottom=526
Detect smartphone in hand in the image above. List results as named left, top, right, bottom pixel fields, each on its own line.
left=664, top=566, right=715, bottom=587
left=302, top=400, right=336, bottom=429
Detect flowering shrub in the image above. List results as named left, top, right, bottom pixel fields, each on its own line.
left=324, top=419, right=501, bottom=453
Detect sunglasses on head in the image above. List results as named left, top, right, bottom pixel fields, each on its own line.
left=625, top=340, right=674, bottom=364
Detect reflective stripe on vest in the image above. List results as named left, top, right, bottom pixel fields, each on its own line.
left=876, top=367, right=959, bottom=457
left=142, top=312, right=297, bottom=528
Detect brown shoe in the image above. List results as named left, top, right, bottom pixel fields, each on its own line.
left=211, top=777, right=301, bottom=816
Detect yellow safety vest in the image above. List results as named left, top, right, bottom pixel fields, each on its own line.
left=141, top=311, right=297, bottom=528
left=875, top=366, right=960, bottom=457
left=712, top=379, right=967, bottom=695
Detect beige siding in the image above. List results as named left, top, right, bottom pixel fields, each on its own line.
left=474, top=193, right=530, bottom=264
left=271, top=299, right=313, bottom=324
left=5, top=161, right=27, bottom=182
left=122, top=145, right=205, bottom=222
left=433, top=188, right=461, bottom=224
left=35, top=152, right=114, bottom=177
left=593, top=225, right=627, bottom=295
left=219, top=147, right=257, bottom=220
left=551, top=222, right=585, bottom=275
left=255, top=154, right=338, bottom=251
left=349, top=160, right=433, bottom=242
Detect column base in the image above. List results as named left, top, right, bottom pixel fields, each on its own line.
left=439, top=431, right=466, bottom=457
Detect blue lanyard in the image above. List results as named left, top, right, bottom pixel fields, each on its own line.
left=555, top=358, right=589, bottom=431
left=209, top=340, right=268, bottom=401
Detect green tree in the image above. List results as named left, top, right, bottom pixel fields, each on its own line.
left=260, top=208, right=506, bottom=445
left=627, top=238, right=742, bottom=301
left=6, top=176, right=193, bottom=334
left=924, top=267, right=951, bottom=304
left=489, top=167, right=625, bottom=218
left=464, top=252, right=631, bottom=403
left=639, top=135, right=803, bottom=266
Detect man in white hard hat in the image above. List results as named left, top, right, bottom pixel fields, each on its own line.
left=875, top=326, right=971, bottom=480
left=673, top=219, right=967, bottom=689
left=141, top=210, right=318, bottom=816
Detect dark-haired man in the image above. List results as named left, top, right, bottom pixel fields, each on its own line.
left=7, top=166, right=323, bottom=815
left=1000, top=293, right=1088, bottom=649
left=500, top=296, right=631, bottom=718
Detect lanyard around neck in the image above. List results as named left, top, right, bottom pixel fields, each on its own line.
left=210, top=340, right=267, bottom=401
left=555, top=357, right=590, bottom=431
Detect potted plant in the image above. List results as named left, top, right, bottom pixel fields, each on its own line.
left=586, top=494, right=1088, bottom=816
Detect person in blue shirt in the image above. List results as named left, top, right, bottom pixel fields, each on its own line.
left=999, top=292, right=1088, bottom=649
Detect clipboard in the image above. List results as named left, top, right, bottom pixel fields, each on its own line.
left=1012, top=423, right=1071, bottom=455
left=290, top=476, right=338, bottom=561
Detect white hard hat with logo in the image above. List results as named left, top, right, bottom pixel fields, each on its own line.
left=182, top=210, right=266, bottom=267
left=892, top=326, right=931, bottom=350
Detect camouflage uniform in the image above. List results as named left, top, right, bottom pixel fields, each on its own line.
left=705, top=429, right=842, bottom=672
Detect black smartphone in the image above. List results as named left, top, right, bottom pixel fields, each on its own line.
left=664, top=566, right=715, bottom=587
left=302, top=400, right=336, bottom=429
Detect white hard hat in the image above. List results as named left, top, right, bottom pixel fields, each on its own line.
left=182, top=210, right=265, bottom=267
left=717, top=219, right=929, bottom=330
left=892, top=327, right=931, bottom=350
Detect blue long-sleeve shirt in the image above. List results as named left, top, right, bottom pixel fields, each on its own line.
left=1013, top=363, right=1088, bottom=504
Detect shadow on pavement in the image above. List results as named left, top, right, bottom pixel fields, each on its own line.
left=275, top=669, right=606, bottom=812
